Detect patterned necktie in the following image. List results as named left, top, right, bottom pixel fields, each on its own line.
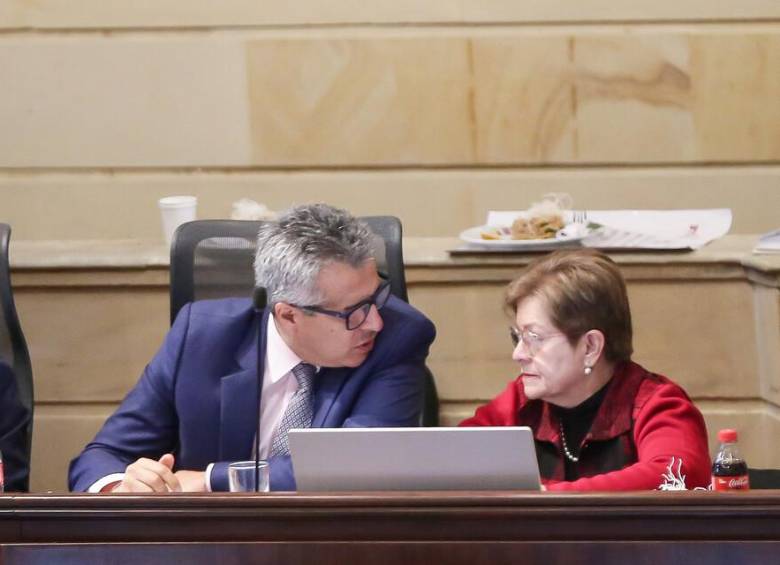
left=269, top=362, right=316, bottom=457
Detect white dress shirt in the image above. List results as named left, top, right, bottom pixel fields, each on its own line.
left=89, top=313, right=305, bottom=493
left=256, top=313, right=305, bottom=459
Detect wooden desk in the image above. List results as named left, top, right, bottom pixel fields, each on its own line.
left=1, top=491, right=779, bottom=563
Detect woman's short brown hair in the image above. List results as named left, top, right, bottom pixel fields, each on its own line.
left=504, top=249, right=633, bottom=362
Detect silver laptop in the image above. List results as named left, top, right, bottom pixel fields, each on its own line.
left=289, top=426, right=541, bottom=491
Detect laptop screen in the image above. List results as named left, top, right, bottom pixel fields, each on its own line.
left=289, top=426, right=541, bottom=491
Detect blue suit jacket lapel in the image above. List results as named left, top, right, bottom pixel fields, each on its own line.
left=312, top=367, right=351, bottom=428
left=219, top=307, right=268, bottom=460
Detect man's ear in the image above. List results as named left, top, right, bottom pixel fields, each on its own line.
left=273, top=302, right=298, bottom=326
left=582, top=329, right=606, bottom=365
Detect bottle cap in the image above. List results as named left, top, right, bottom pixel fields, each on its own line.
left=718, top=428, right=738, bottom=443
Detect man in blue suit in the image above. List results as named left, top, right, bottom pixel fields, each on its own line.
left=69, top=204, right=436, bottom=492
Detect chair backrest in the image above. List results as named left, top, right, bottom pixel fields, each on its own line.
left=169, top=218, right=438, bottom=426
left=0, top=223, right=34, bottom=490
left=170, top=217, right=407, bottom=324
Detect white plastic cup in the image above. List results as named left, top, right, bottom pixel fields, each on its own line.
left=158, top=196, right=197, bottom=245
left=228, top=460, right=270, bottom=492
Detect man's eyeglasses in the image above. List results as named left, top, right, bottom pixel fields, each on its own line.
left=509, top=326, right=565, bottom=356
left=292, top=278, right=391, bottom=330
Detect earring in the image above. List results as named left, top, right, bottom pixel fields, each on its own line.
left=584, top=365, right=592, bottom=376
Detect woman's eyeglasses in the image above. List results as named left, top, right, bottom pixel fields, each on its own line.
left=509, top=327, right=565, bottom=356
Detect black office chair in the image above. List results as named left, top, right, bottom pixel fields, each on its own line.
left=169, top=218, right=439, bottom=426
left=0, top=223, right=34, bottom=491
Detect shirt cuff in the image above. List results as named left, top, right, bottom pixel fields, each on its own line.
left=88, top=473, right=125, bottom=493
left=204, top=463, right=215, bottom=492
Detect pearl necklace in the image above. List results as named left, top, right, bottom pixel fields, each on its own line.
left=559, top=421, right=580, bottom=463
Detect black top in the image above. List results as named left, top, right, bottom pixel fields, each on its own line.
left=554, top=381, right=611, bottom=481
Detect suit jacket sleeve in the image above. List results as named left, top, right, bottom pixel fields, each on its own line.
left=67, top=305, right=191, bottom=492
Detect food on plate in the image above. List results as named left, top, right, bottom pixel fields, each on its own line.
left=510, top=214, right=565, bottom=240
left=476, top=193, right=573, bottom=241
left=479, top=226, right=510, bottom=240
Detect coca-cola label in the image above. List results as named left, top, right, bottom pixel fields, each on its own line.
left=711, top=474, right=750, bottom=491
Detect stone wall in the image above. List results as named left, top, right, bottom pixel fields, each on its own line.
left=1, top=3, right=779, bottom=239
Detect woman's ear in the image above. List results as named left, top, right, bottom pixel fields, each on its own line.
left=582, top=329, right=606, bottom=366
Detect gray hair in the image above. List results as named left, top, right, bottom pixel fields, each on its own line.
left=254, top=203, right=376, bottom=306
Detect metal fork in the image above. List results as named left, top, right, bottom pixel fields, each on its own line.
left=572, top=210, right=588, bottom=224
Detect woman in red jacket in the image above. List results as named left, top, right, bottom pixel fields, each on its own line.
left=460, top=249, right=711, bottom=490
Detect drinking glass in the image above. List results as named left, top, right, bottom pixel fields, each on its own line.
left=228, top=460, right=270, bottom=492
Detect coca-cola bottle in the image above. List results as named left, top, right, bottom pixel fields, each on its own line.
left=711, top=428, right=750, bottom=491
left=0, top=449, right=4, bottom=492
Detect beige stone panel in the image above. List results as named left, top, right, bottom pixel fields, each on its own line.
left=630, top=280, right=759, bottom=397
left=410, top=283, right=517, bottom=402
left=757, top=405, right=780, bottom=468
left=0, top=171, right=477, bottom=241
left=690, top=33, right=780, bottom=161
left=575, top=99, right=697, bottom=163
left=0, top=38, right=251, bottom=167
left=3, top=166, right=780, bottom=241
left=245, top=37, right=475, bottom=166
left=240, top=29, right=780, bottom=166
left=572, top=34, right=697, bottom=162
left=473, top=30, right=779, bottom=164
left=3, top=1, right=780, bottom=29
left=30, top=403, right=117, bottom=492
left=753, top=283, right=780, bottom=403
left=701, top=400, right=780, bottom=468
left=440, top=401, right=484, bottom=427
left=14, top=287, right=168, bottom=402
left=471, top=33, right=700, bottom=163
left=1, top=28, right=779, bottom=168
left=470, top=36, right=576, bottom=162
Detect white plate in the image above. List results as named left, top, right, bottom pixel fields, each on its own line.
left=459, top=225, right=586, bottom=250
